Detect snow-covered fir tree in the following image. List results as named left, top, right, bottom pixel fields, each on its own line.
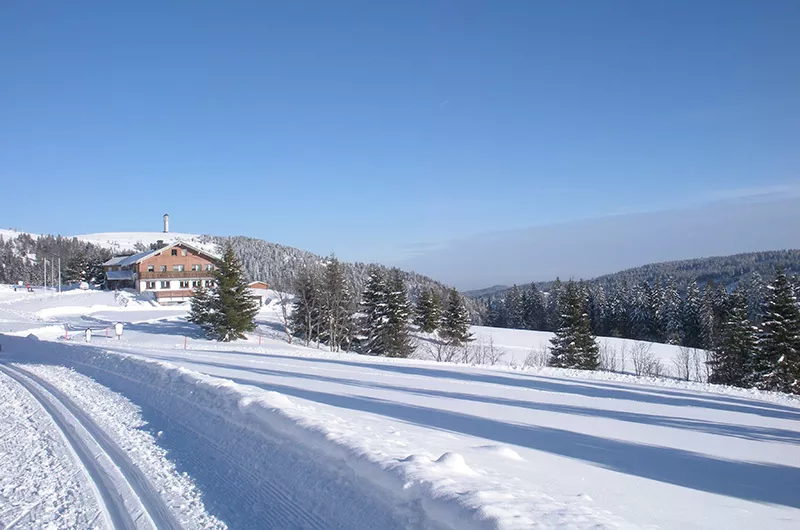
left=681, top=281, right=705, bottom=349
left=414, top=288, right=441, bottom=333
left=440, top=288, right=473, bottom=346
left=548, top=280, right=599, bottom=370
left=208, top=244, right=260, bottom=341
left=188, top=284, right=214, bottom=332
left=189, top=244, right=259, bottom=342
left=708, top=288, right=758, bottom=387
left=382, top=269, right=415, bottom=358
left=753, top=268, right=800, bottom=393
left=356, top=267, right=389, bottom=355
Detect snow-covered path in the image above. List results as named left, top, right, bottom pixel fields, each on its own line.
left=97, top=342, right=800, bottom=530
left=0, top=363, right=180, bottom=530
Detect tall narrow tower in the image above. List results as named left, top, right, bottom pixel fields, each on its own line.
left=163, top=213, right=170, bottom=233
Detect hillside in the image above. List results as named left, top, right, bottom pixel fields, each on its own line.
left=469, top=249, right=800, bottom=301
left=0, top=228, right=473, bottom=312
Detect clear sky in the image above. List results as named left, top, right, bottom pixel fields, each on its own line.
left=2, top=1, right=798, bottom=279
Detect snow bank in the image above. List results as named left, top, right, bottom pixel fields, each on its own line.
left=0, top=335, right=562, bottom=530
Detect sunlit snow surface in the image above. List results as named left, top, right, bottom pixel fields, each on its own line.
left=1, top=286, right=799, bottom=529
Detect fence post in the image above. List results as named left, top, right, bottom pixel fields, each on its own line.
left=184, top=336, right=187, bottom=350
left=65, top=323, right=69, bottom=340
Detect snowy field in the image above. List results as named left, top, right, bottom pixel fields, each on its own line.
left=1, top=287, right=799, bottom=529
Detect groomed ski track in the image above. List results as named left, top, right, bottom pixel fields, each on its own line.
left=0, top=362, right=180, bottom=530
left=2, top=337, right=440, bottom=530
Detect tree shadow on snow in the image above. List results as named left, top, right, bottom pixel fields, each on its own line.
left=167, top=349, right=800, bottom=422
left=213, top=373, right=800, bottom=509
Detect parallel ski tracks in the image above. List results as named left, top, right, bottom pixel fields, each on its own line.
left=0, top=362, right=180, bottom=530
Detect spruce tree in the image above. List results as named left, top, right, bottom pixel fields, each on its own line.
left=753, top=267, right=800, bottom=393
left=382, top=269, right=415, bottom=358
left=523, top=283, right=547, bottom=331
left=440, top=288, right=473, bottom=346
left=708, top=289, right=757, bottom=387
left=414, top=288, right=441, bottom=333
left=681, top=281, right=705, bottom=349
left=188, top=284, right=214, bottom=333
left=357, top=267, right=390, bottom=355
left=208, top=244, right=260, bottom=342
left=548, top=280, right=600, bottom=370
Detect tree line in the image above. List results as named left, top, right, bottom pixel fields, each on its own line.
left=288, top=258, right=473, bottom=357
left=501, top=269, right=800, bottom=394
left=0, top=233, right=111, bottom=286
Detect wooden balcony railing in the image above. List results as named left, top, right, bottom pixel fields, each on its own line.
left=139, top=270, right=214, bottom=279
left=154, top=289, right=194, bottom=300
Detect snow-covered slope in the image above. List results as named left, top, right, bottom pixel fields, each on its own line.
left=1, top=290, right=799, bottom=529
left=74, top=231, right=217, bottom=254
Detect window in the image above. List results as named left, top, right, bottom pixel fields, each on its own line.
left=171, top=249, right=178, bottom=256
left=173, top=264, right=185, bottom=272
left=182, top=249, right=188, bottom=256
left=205, top=264, right=214, bottom=271
left=191, top=264, right=201, bottom=271
left=192, top=280, right=201, bottom=288
left=161, top=265, right=167, bottom=272
left=146, top=281, right=156, bottom=290
left=205, top=280, right=214, bottom=287
left=179, top=281, right=190, bottom=288
left=147, top=265, right=154, bottom=272
left=161, top=281, right=170, bottom=289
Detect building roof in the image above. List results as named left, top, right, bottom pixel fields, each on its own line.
left=103, top=241, right=221, bottom=267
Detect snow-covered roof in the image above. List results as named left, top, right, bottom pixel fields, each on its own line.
left=103, top=242, right=220, bottom=268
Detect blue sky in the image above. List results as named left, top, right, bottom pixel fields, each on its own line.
left=1, top=1, right=799, bottom=280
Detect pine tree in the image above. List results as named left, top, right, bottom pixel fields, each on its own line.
left=548, top=280, right=600, bottom=370
left=546, top=278, right=564, bottom=332
left=708, top=289, right=757, bottom=387
left=681, top=281, right=705, bottom=349
left=357, top=267, right=389, bottom=355
left=414, top=288, right=441, bottom=333
left=440, top=288, right=473, bottom=346
left=188, top=284, right=215, bottom=332
left=64, top=253, right=91, bottom=283
left=382, top=269, right=415, bottom=358
left=523, top=283, right=547, bottom=331
left=505, top=285, right=525, bottom=329
left=207, top=244, right=260, bottom=342
left=753, top=267, right=800, bottom=393
left=659, top=277, right=683, bottom=344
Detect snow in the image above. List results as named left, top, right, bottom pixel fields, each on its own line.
left=1, top=288, right=799, bottom=529
left=74, top=232, right=218, bottom=254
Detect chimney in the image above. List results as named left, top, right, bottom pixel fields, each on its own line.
left=163, top=213, right=169, bottom=233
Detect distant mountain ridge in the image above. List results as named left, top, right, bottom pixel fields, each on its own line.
left=468, top=249, right=800, bottom=300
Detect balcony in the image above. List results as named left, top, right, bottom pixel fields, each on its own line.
left=154, top=289, right=194, bottom=300
left=139, top=270, right=214, bottom=279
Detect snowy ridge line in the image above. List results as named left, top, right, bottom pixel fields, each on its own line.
left=5, top=362, right=183, bottom=530
left=0, top=362, right=144, bottom=530
left=5, top=334, right=534, bottom=530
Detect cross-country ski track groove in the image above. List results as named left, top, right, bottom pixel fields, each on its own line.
left=0, top=362, right=180, bottom=530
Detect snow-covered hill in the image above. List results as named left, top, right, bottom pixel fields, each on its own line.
left=1, top=289, right=798, bottom=529
left=73, top=231, right=218, bottom=254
